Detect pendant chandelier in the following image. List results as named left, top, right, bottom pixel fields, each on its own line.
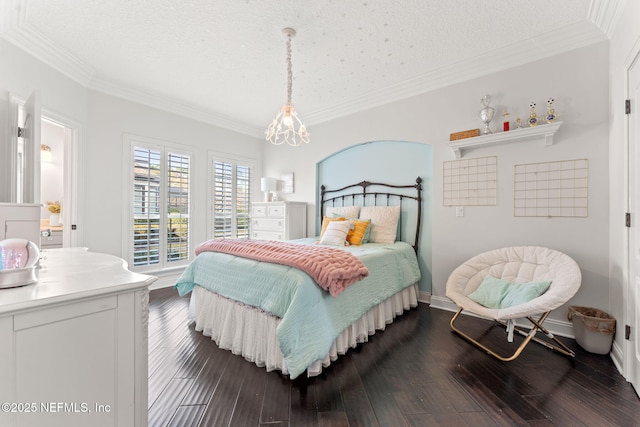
left=265, top=28, right=310, bottom=146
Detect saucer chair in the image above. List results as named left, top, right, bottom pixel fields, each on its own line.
left=445, top=246, right=582, bottom=361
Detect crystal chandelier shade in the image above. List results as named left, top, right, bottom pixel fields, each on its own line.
left=265, top=28, right=310, bottom=146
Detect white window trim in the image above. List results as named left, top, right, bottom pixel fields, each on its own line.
left=122, top=133, right=194, bottom=273
left=207, top=151, right=257, bottom=241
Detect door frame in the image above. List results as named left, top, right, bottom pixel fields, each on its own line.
left=623, top=36, right=640, bottom=393
left=41, top=111, right=82, bottom=248
left=9, top=92, right=82, bottom=248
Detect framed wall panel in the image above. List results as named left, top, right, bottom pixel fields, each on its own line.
left=443, top=156, right=497, bottom=206
left=513, top=158, right=588, bottom=217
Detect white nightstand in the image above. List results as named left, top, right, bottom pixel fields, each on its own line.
left=251, top=201, right=307, bottom=241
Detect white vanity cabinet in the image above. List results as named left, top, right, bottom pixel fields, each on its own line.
left=0, top=203, right=41, bottom=245
left=251, top=201, right=307, bottom=241
left=0, top=249, right=156, bottom=427
left=39, top=228, right=63, bottom=249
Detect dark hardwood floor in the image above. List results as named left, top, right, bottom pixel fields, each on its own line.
left=148, top=287, right=640, bottom=426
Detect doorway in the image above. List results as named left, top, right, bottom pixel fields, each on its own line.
left=12, top=92, right=80, bottom=248
left=38, top=113, right=80, bottom=249
left=40, top=118, right=65, bottom=249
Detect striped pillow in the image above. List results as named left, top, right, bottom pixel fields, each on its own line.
left=318, top=220, right=350, bottom=246
left=320, top=216, right=347, bottom=238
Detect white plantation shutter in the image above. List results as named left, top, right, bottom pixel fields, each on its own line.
left=210, top=154, right=253, bottom=240
left=167, top=152, right=190, bottom=263
left=236, top=164, right=251, bottom=239
left=127, top=137, right=192, bottom=271
left=214, top=161, right=234, bottom=239
left=133, top=147, right=161, bottom=267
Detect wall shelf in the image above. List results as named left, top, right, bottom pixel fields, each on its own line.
left=449, top=121, right=563, bottom=159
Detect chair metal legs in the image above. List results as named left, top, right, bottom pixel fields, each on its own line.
left=449, top=308, right=576, bottom=362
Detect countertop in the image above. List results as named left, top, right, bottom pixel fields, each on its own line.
left=40, top=218, right=63, bottom=231
left=0, top=248, right=157, bottom=315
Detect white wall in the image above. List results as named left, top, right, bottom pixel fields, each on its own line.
left=0, top=38, right=263, bottom=261
left=83, top=91, right=262, bottom=257
left=608, top=1, right=640, bottom=368
left=265, top=42, right=610, bottom=328
left=0, top=39, right=89, bottom=202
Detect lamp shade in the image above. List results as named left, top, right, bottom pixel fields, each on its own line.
left=260, top=177, right=277, bottom=192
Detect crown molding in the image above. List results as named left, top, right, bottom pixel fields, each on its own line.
left=588, top=0, right=626, bottom=38
left=90, top=77, right=264, bottom=137
left=303, top=21, right=608, bottom=126
left=0, top=0, right=614, bottom=137
left=0, top=0, right=263, bottom=137
left=0, top=1, right=95, bottom=86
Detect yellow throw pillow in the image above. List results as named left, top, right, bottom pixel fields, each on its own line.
left=346, top=219, right=371, bottom=245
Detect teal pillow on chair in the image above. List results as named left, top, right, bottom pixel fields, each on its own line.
left=501, top=280, right=551, bottom=307
left=468, top=275, right=551, bottom=309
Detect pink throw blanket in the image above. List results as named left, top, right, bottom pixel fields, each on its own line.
left=195, top=239, right=369, bottom=297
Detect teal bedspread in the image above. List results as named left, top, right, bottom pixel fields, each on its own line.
left=175, top=238, right=420, bottom=378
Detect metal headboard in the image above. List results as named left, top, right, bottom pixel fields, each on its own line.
left=320, top=177, right=423, bottom=252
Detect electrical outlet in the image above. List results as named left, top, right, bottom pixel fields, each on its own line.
left=456, top=206, right=464, bottom=217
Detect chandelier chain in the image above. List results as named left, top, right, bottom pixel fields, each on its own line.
left=265, top=27, right=310, bottom=146
left=286, top=34, right=293, bottom=105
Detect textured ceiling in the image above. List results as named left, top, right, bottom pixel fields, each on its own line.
left=0, top=0, right=620, bottom=137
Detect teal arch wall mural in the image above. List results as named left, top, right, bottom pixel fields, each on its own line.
left=316, top=140, right=432, bottom=294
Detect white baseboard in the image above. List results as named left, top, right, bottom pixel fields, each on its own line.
left=148, top=270, right=183, bottom=290
left=428, top=295, right=575, bottom=338
left=610, top=341, right=624, bottom=375
left=418, top=291, right=431, bottom=304
left=428, top=295, right=459, bottom=313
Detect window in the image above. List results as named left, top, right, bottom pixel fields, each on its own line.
left=125, top=135, right=191, bottom=272
left=209, top=152, right=254, bottom=240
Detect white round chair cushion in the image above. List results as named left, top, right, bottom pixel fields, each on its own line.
left=445, top=246, right=581, bottom=320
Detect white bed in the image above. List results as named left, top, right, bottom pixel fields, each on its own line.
left=176, top=178, right=424, bottom=378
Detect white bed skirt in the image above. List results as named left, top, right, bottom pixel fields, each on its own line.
left=189, top=283, right=419, bottom=377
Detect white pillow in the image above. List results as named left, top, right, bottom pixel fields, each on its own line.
left=325, top=205, right=360, bottom=218
left=318, top=220, right=350, bottom=246
left=359, top=206, right=400, bottom=244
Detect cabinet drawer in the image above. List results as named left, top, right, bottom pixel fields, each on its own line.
left=14, top=295, right=117, bottom=330
left=252, top=230, right=284, bottom=241
left=267, top=205, right=285, bottom=217
left=253, top=218, right=284, bottom=230
left=251, top=205, right=267, bottom=217
left=40, top=230, right=63, bottom=248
